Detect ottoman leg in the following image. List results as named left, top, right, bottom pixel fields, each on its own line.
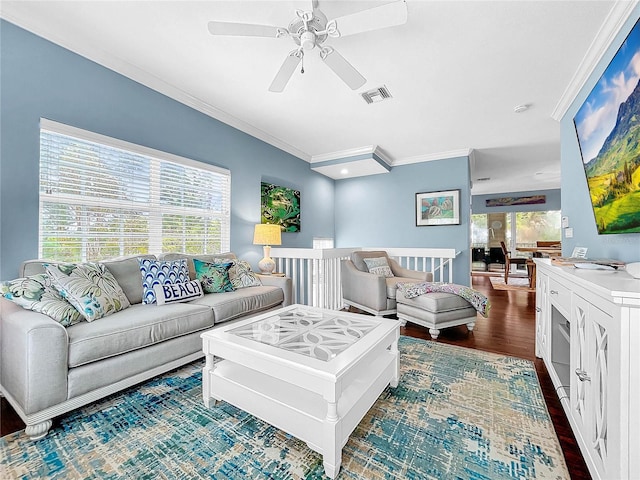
left=429, top=328, right=440, bottom=340
left=466, top=322, right=476, bottom=332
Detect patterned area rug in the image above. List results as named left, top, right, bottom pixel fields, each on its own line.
left=0, top=337, right=567, bottom=479
left=490, top=276, right=536, bottom=292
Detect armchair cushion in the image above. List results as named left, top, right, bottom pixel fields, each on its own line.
left=351, top=251, right=390, bottom=272
left=363, top=257, right=394, bottom=278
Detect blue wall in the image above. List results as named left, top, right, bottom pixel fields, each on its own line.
left=472, top=189, right=561, bottom=214
left=560, top=9, right=640, bottom=263
left=0, top=20, right=334, bottom=279
left=335, top=157, right=472, bottom=285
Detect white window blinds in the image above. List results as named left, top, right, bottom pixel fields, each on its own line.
left=39, top=119, right=230, bottom=262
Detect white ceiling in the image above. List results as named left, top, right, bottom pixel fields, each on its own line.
left=1, top=0, right=635, bottom=194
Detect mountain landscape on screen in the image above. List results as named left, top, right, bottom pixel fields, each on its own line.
left=584, top=78, right=640, bottom=233
left=574, top=18, right=640, bottom=235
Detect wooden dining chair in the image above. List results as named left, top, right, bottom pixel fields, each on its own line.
left=500, top=241, right=527, bottom=284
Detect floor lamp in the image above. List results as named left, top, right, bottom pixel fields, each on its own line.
left=253, top=224, right=282, bottom=275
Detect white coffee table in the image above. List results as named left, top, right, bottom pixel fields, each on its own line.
left=201, top=304, right=400, bottom=478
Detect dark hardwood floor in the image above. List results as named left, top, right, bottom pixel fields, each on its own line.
left=0, top=274, right=590, bottom=478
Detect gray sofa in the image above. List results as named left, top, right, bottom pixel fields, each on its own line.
left=0, top=252, right=292, bottom=440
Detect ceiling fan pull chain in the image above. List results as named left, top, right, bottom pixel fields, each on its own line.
left=301, top=54, right=304, bottom=74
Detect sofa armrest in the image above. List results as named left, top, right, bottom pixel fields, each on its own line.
left=388, top=259, right=433, bottom=282
left=0, top=298, right=69, bottom=415
left=256, top=274, right=293, bottom=307
left=341, top=260, right=388, bottom=311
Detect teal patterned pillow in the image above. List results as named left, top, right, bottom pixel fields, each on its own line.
left=228, top=260, right=262, bottom=289
left=45, top=262, right=130, bottom=322
left=193, top=259, right=234, bottom=293
left=363, top=257, right=395, bottom=278
left=1, top=273, right=83, bottom=327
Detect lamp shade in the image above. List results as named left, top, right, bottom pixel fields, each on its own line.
left=253, top=224, right=281, bottom=246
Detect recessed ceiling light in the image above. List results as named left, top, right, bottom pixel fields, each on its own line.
left=514, top=104, right=530, bottom=113
left=476, top=177, right=491, bottom=181
left=340, top=168, right=349, bottom=175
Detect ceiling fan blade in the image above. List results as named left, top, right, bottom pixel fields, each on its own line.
left=269, top=51, right=303, bottom=93
left=320, top=47, right=366, bottom=90
left=329, top=1, right=408, bottom=37
left=208, top=21, right=282, bottom=38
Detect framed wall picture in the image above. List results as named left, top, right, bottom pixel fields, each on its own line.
left=261, top=182, right=301, bottom=232
left=416, top=189, right=460, bottom=226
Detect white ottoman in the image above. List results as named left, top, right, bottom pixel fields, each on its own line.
left=396, top=289, right=477, bottom=339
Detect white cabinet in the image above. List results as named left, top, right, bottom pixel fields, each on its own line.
left=570, top=293, right=622, bottom=477
left=534, top=259, right=640, bottom=480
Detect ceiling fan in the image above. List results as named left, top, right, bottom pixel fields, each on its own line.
left=207, top=1, right=408, bottom=93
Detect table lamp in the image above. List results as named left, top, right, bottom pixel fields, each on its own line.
left=253, top=224, right=281, bottom=274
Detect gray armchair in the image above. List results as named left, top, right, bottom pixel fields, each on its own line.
left=341, top=251, right=431, bottom=316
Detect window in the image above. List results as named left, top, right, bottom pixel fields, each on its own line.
left=512, top=211, right=561, bottom=247
left=313, top=237, right=334, bottom=249
left=39, top=119, right=230, bottom=262
left=471, top=214, right=488, bottom=246
left=470, top=210, right=561, bottom=252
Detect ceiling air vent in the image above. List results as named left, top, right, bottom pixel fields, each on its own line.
left=361, top=85, right=392, bottom=104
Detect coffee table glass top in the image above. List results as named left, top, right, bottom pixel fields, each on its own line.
left=229, top=307, right=380, bottom=361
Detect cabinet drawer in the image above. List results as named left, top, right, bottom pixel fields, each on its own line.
left=549, top=278, right=570, bottom=317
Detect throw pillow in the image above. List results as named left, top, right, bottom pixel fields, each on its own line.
left=153, top=280, right=204, bottom=305
left=193, top=258, right=234, bottom=293
left=1, top=273, right=83, bottom=327
left=228, top=259, right=262, bottom=289
left=139, top=258, right=190, bottom=304
left=363, top=257, right=395, bottom=278
left=45, top=262, right=130, bottom=322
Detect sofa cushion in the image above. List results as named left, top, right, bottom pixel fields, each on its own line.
left=154, top=280, right=204, bottom=305
left=20, top=255, right=157, bottom=306
left=194, top=259, right=235, bottom=293
left=45, top=262, right=130, bottom=322
left=66, top=302, right=213, bottom=368
left=159, top=252, right=237, bottom=280
left=1, top=273, right=83, bottom=327
left=20, top=259, right=48, bottom=277
left=228, top=260, right=262, bottom=289
left=139, top=258, right=190, bottom=304
left=102, top=254, right=156, bottom=305
left=192, top=286, right=283, bottom=324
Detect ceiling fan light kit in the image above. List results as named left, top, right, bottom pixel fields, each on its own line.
left=207, top=1, right=408, bottom=93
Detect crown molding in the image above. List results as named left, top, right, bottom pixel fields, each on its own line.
left=551, top=0, right=639, bottom=121
left=0, top=12, right=311, bottom=162
left=373, top=147, right=394, bottom=166
left=310, top=145, right=377, bottom=163
left=310, top=145, right=471, bottom=167
left=392, top=148, right=473, bottom=166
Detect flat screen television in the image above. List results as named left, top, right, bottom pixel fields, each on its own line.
left=573, top=17, right=640, bottom=234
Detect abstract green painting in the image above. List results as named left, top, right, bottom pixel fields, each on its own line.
left=261, top=182, right=300, bottom=232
